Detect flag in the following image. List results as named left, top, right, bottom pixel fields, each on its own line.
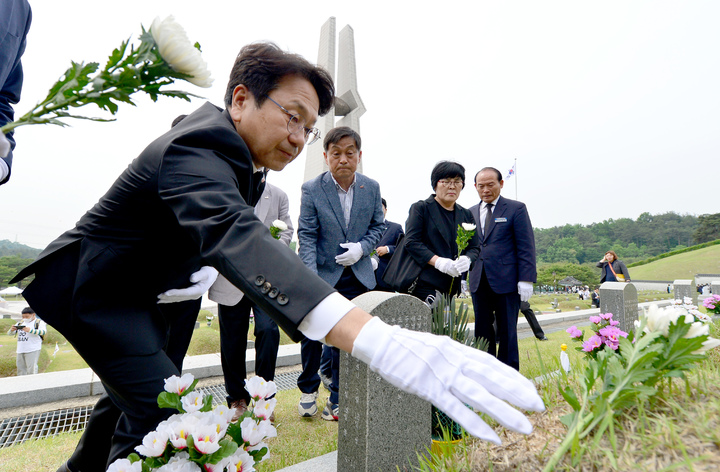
left=53, top=342, right=59, bottom=357
left=505, top=164, right=515, bottom=180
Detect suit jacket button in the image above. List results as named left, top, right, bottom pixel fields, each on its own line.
left=277, top=294, right=289, bottom=305
left=268, top=287, right=279, bottom=299
left=255, top=276, right=265, bottom=286
left=261, top=282, right=271, bottom=294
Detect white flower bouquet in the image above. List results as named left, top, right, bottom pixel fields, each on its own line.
left=1, top=16, right=212, bottom=140
left=107, top=374, right=277, bottom=472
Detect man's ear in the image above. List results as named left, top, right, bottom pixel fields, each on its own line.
left=357, top=150, right=363, bottom=162
left=229, top=84, right=251, bottom=122
left=323, top=151, right=329, bottom=165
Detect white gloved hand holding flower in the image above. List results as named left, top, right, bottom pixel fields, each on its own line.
left=435, top=257, right=461, bottom=277
left=335, top=242, right=363, bottom=266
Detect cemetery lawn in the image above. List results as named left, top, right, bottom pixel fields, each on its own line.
left=630, top=243, right=720, bottom=281
left=2, top=321, right=719, bottom=471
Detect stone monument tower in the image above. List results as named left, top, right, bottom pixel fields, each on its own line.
left=303, top=17, right=366, bottom=182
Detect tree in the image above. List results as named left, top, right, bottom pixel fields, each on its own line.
left=693, top=213, right=720, bottom=244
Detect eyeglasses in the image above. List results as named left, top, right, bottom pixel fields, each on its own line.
left=438, top=179, right=464, bottom=188
left=264, top=95, right=321, bottom=145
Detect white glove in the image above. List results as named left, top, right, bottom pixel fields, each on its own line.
left=335, top=242, right=363, bottom=266
left=371, top=256, right=379, bottom=271
left=157, top=266, right=218, bottom=304
left=434, top=257, right=460, bottom=277
left=0, top=133, right=9, bottom=158
left=518, top=281, right=533, bottom=302
left=453, top=255, right=471, bottom=274
left=352, top=317, right=544, bottom=444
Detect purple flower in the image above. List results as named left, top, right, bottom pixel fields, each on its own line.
left=589, top=316, right=602, bottom=324
left=609, top=320, right=620, bottom=326
left=604, top=338, right=620, bottom=350
left=566, top=326, right=583, bottom=338
left=599, top=326, right=628, bottom=341
left=600, top=312, right=613, bottom=321
left=582, top=335, right=603, bottom=352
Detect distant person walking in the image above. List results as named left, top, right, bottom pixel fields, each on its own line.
left=596, top=251, right=630, bottom=283
left=8, top=307, right=46, bottom=375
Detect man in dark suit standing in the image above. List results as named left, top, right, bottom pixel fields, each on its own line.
left=11, top=44, right=544, bottom=472
left=0, top=0, right=32, bottom=185
left=297, top=126, right=384, bottom=421
left=468, top=167, right=537, bottom=370
left=209, top=181, right=294, bottom=421
left=372, top=198, right=404, bottom=291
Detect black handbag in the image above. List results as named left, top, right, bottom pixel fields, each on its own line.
left=382, top=234, right=422, bottom=293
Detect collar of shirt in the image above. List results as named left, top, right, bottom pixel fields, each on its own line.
left=482, top=196, right=500, bottom=210
left=330, top=173, right=356, bottom=193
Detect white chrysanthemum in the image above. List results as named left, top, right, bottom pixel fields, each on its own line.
left=156, top=451, right=201, bottom=472
left=151, top=16, right=213, bottom=88
left=694, top=337, right=720, bottom=355
left=135, top=429, right=169, bottom=457
left=253, top=398, right=277, bottom=421
left=685, top=321, right=710, bottom=339
left=191, top=424, right=222, bottom=455
left=212, top=404, right=236, bottom=424
left=271, top=219, right=288, bottom=231
left=461, top=222, right=476, bottom=231
left=221, top=449, right=256, bottom=472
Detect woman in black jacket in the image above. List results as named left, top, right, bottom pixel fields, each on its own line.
left=596, top=250, right=631, bottom=283
left=404, top=161, right=480, bottom=305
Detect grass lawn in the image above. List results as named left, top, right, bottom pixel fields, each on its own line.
left=630, top=244, right=720, bottom=281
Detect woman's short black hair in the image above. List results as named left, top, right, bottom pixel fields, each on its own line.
left=431, top=161, right=465, bottom=191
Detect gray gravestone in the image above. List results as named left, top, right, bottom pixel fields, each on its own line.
left=599, top=282, right=638, bottom=335
left=338, top=292, right=432, bottom=472
left=673, top=279, right=697, bottom=305
left=711, top=281, right=720, bottom=297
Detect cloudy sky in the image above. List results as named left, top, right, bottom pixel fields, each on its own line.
left=1, top=1, right=718, bottom=249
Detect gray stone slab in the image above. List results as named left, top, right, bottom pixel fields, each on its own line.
left=338, top=292, right=432, bottom=472
left=712, top=281, right=720, bottom=297
left=277, top=451, right=337, bottom=472
left=673, top=279, right=698, bottom=305
left=599, top=282, right=638, bottom=334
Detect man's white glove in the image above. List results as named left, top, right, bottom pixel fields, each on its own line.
left=435, top=257, right=460, bottom=277
left=0, top=133, right=9, bottom=158
left=518, top=281, right=533, bottom=302
left=335, top=242, right=363, bottom=266
left=352, top=317, right=544, bottom=444
left=371, top=256, right=379, bottom=271
left=157, top=266, right=219, bottom=304
left=453, top=255, right=471, bottom=274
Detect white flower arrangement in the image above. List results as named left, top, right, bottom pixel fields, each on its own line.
left=461, top=222, right=476, bottom=232
left=107, top=374, right=277, bottom=472
left=1, top=16, right=212, bottom=139
left=269, top=220, right=288, bottom=240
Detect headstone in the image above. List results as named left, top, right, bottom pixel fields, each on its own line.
left=338, top=292, right=432, bottom=472
left=673, top=279, right=697, bottom=305
left=599, top=282, right=638, bottom=335
left=712, top=281, right=720, bottom=296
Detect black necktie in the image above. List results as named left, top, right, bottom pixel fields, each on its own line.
left=483, top=203, right=493, bottom=236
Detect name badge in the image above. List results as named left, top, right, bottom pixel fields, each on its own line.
left=494, top=217, right=507, bottom=223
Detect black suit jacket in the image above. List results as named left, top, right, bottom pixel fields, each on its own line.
left=468, top=195, right=537, bottom=294
left=374, top=219, right=404, bottom=290
left=404, top=195, right=480, bottom=293
left=12, top=102, right=335, bottom=355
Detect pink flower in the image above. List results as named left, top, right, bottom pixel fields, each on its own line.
left=598, top=325, right=627, bottom=340
left=566, top=326, right=583, bottom=338
left=609, top=319, right=619, bottom=326
left=599, top=312, right=613, bottom=321
left=604, top=338, right=620, bottom=350
left=582, top=335, right=603, bottom=352
left=589, top=316, right=602, bottom=324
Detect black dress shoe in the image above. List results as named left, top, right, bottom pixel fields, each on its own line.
left=537, top=335, right=549, bottom=341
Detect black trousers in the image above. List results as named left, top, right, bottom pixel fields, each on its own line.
left=520, top=301, right=545, bottom=338
left=218, top=296, right=281, bottom=405
left=298, top=268, right=367, bottom=404
left=471, top=271, right=520, bottom=370
left=67, top=299, right=201, bottom=472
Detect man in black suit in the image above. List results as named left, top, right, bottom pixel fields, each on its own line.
left=12, top=44, right=543, bottom=472
left=372, top=198, right=404, bottom=292
left=468, top=167, right=537, bottom=370
left=0, top=0, right=32, bottom=185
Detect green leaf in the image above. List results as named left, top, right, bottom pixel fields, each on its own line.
left=207, top=438, right=239, bottom=465
left=200, top=393, right=214, bottom=412
left=157, top=391, right=183, bottom=412
left=560, top=386, right=581, bottom=411
left=225, top=422, right=245, bottom=445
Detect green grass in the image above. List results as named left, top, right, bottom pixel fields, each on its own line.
left=629, top=243, right=720, bottom=281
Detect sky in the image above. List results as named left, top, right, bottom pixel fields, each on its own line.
left=1, top=1, right=718, bottom=250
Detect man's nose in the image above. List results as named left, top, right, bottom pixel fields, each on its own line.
left=288, top=129, right=305, bottom=147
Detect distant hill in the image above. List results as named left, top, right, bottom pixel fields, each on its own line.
left=0, top=240, right=41, bottom=259
left=627, top=244, right=720, bottom=281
